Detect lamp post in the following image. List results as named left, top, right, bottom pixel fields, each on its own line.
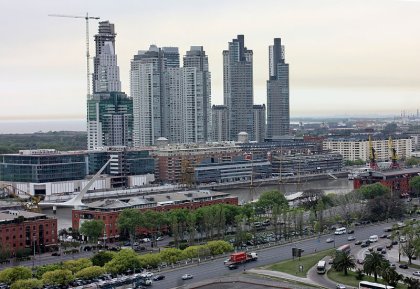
left=32, top=237, right=36, bottom=269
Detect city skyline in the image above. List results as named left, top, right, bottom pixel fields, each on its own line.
left=1, top=0, right=420, bottom=121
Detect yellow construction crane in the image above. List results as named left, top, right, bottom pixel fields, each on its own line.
left=0, top=183, right=42, bottom=212
left=48, top=13, right=100, bottom=98
left=388, top=136, right=400, bottom=169
left=368, top=135, right=379, bottom=170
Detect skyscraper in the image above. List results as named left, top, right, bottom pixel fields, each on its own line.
left=253, top=104, right=266, bottom=143
left=212, top=105, right=229, bottom=142
left=223, top=35, right=254, bottom=141
left=183, top=46, right=212, bottom=142
left=87, top=21, right=133, bottom=150
left=267, top=38, right=289, bottom=138
left=132, top=45, right=210, bottom=145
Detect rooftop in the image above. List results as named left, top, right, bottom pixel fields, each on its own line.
left=0, top=210, right=47, bottom=223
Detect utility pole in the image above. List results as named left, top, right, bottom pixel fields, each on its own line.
left=48, top=13, right=100, bottom=98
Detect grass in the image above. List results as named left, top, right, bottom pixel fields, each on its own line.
left=267, top=248, right=335, bottom=277
left=399, top=261, right=420, bottom=270
left=245, top=272, right=323, bottom=288
left=327, top=269, right=408, bottom=289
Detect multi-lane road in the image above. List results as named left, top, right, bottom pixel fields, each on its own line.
left=153, top=221, right=406, bottom=289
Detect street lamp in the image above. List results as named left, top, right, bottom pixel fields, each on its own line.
left=32, top=237, right=37, bottom=268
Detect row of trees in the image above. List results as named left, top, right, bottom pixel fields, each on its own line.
left=0, top=240, right=234, bottom=288
left=333, top=251, right=419, bottom=289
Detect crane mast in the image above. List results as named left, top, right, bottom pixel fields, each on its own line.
left=48, top=13, right=100, bottom=98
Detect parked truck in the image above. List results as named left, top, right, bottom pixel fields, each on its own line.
left=226, top=252, right=258, bottom=265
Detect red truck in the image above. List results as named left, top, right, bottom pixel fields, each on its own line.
left=225, top=252, right=258, bottom=265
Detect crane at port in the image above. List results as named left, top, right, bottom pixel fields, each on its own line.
left=48, top=13, right=100, bottom=98
left=0, top=183, right=42, bottom=212
left=388, top=136, right=400, bottom=170
left=368, top=135, right=379, bottom=170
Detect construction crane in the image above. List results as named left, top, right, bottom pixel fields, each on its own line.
left=388, top=136, right=400, bottom=170
left=368, top=135, right=379, bottom=170
left=48, top=13, right=100, bottom=98
left=0, top=183, right=42, bottom=212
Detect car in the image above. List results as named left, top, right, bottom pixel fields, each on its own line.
left=326, top=238, right=334, bottom=243
left=228, top=264, right=238, bottom=270
left=355, top=240, right=362, bottom=245
left=152, top=275, right=165, bottom=281
left=390, top=263, right=396, bottom=269
left=392, top=240, right=398, bottom=245
left=380, top=234, right=388, bottom=239
left=400, top=236, right=407, bottom=243
left=413, top=271, right=420, bottom=276
left=347, top=235, right=355, bottom=241
left=386, top=244, right=393, bottom=249
left=51, top=252, right=61, bottom=256
left=328, top=258, right=334, bottom=264
left=182, top=274, right=193, bottom=280
left=224, top=258, right=230, bottom=264
left=336, top=284, right=346, bottom=289
left=368, top=248, right=374, bottom=252
left=156, top=236, right=165, bottom=241
left=347, top=229, right=355, bottom=234
left=361, top=242, right=369, bottom=248
left=142, top=238, right=151, bottom=243
left=399, top=264, right=409, bottom=269
left=381, top=250, right=386, bottom=255
left=376, top=247, right=384, bottom=251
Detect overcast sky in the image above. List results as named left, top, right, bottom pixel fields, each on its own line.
left=1, top=0, right=419, bottom=120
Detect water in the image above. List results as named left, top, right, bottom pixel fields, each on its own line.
left=44, top=178, right=354, bottom=230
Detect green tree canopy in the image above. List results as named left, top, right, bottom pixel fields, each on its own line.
left=91, top=250, right=115, bottom=267
left=409, top=176, right=420, bottom=197
left=117, top=209, right=143, bottom=244
left=63, top=258, right=92, bottom=274
left=255, top=190, right=288, bottom=213
left=160, top=248, right=183, bottom=264
left=41, top=269, right=74, bottom=286
left=34, top=264, right=63, bottom=279
left=138, top=253, right=162, bottom=269
left=363, top=252, right=389, bottom=282
left=357, top=183, right=390, bottom=199
left=79, top=219, right=104, bottom=244
left=10, top=278, right=43, bottom=289
left=206, top=240, right=234, bottom=256
left=0, top=266, right=32, bottom=284
left=75, top=266, right=106, bottom=280
left=104, top=248, right=142, bottom=274
left=333, top=251, right=356, bottom=275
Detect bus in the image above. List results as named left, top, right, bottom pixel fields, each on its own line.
left=316, top=260, right=326, bottom=274
left=334, top=227, right=347, bottom=235
left=336, top=244, right=351, bottom=254
left=359, top=281, right=394, bottom=289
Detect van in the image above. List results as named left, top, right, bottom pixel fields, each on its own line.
left=369, top=235, right=378, bottom=242
left=335, top=227, right=347, bottom=235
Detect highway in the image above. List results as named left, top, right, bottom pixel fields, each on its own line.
left=152, top=221, right=399, bottom=289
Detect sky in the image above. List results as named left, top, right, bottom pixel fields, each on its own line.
left=1, top=0, right=420, bottom=121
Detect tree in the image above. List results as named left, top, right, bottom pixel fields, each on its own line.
left=409, top=176, right=420, bottom=198
left=75, top=266, right=106, bottom=280
left=363, top=252, right=388, bottom=282
left=42, top=269, right=74, bottom=286
left=255, top=190, right=288, bottom=214
left=299, top=189, right=325, bottom=214
left=79, top=219, right=104, bottom=245
left=34, top=264, right=63, bottom=279
left=63, top=258, right=92, bottom=274
left=400, top=220, right=420, bottom=264
left=206, top=240, right=234, bottom=256
left=117, top=208, right=143, bottom=246
left=0, top=266, right=32, bottom=284
left=104, top=249, right=141, bottom=274
left=11, top=279, right=43, bottom=289
left=138, top=253, right=162, bottom=269
left=159, top=248, right=183, bottom=264
left=332, top=251, right=356, bottom=275
left=404, top=276, right=420, bottom=289
left=381, top=267, right=402, bottom=287
left=366, top=196, right=404, bottom=221
left=91, top=250, right=115, bottom=267
left=357, top=183, right=390, bottom=200
left=406, top=158, right=420, bottom=167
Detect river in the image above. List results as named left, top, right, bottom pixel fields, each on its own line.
left=44, top=178, right=354, bottom=230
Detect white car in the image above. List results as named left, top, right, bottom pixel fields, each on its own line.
left=413, top=271, right=420, bottom=276
left=336, top=284, right=346, bottom=289
left=182, top=274, right=193, bottom=280
left=347, top=235, right=355, bottom=241
left=326, top=238, right=334, bottom=243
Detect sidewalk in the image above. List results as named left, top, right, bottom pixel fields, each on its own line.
left=247, top=268, right=327, bottom=288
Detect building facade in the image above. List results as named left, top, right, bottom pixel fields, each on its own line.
left=271, top=153, right=343, bottom=175
left=88, top=21, right=132, bottom=150
left=323, top=136, right=413, bottom=161
left=223, top=35, right=254, bottom=141
left=253, top=104, right=266, bottom=143
left=72, top=190, right=238, bottom=242
left=0, top=210, right=58, bottom=255
left=267, top=38, right=290, bottom=138
left=212, top=105, right=229, bottom=142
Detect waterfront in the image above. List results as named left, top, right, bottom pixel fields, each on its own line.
left=44, top=178, right=354, bottom=230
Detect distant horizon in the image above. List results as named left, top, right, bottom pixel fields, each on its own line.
left=0, top=113, right=415, bottom=134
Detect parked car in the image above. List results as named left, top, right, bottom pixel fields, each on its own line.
left=347, top=235, right=355, bottom=241
left=361, top=242, right=369, bottom=248
left=156, top=236, right=165, bottom=241
left=182, top=274, right=193, bottom=280
left=413, top=271, right=420, bottom=276
left=326, top=238, right=334, bottom=243
left=380, top=234, right=388, bottom=239
left=392, top=240, right=398, bottom=245
left=336, top=284, right=346, bottom=289
left=376, top=247, right=384, bottom=251
left=390, top=264, right=396, bottom=269
left=51, top=252, right=61, bottom=256
left=399, top=264, right=409, bottom=269
left=152, top=275, right=165, bottom=281
left=386, top=244, right=393, bottom=249
left=355, top=240, right=362, bottom=245
left=347, top=229, right=354, bottom=234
